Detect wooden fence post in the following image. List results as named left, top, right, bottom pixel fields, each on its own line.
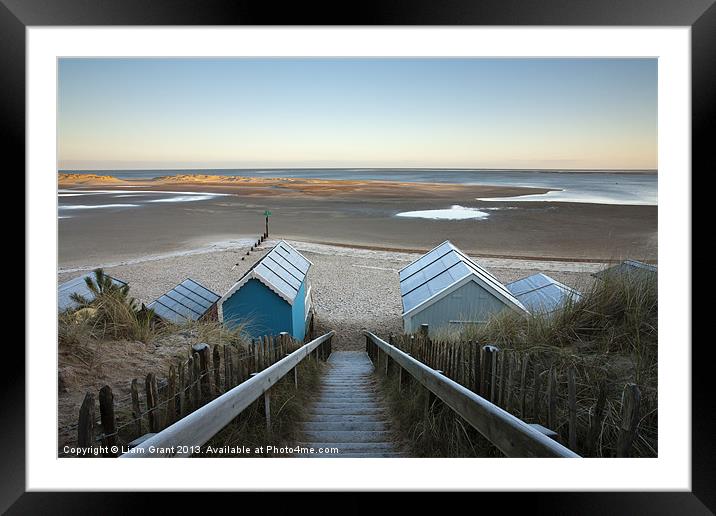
left=616, top=383, right=641, bottom=457
left=547, top=368, right=557, bottom=431
left=471, top=341, right=480, bottom=394
left=98, top=385, right=117, bottom=456
left=130, top=379, right=142, bottom=436
left=193, top=343, right=212, bottom=402
left=192, top=352, right=201, bottom=408
left=519, top=354, right=530, bottom=418
left=419, top=324, right=429, bottom=339
left=178, top=360, right=186, bottom=417
left=145, top=373, right=159, bottom=433
left=264, top=389, right=272, bottom=438
left=568, top=366, right=577, bottom=451
left=185, top=355, right=194, bottom=411
left=586, top=380, right=607, bottom=456
left=280, top=332, right=289, bottom=357
left=223, top=345, right=231, bottom=390
left=77, top=392, right=95, bottom=448
left=497, top=351, right=507, bottom=406
left=261, top=337, right=268, bottom=369
left=165, top=364, right=177, bottom=427
left=532, top=367, right=542, bottom=422
left=424, top=388, right=435, bottom=419
left=213, top=345, right=221, bottom=393
left=481, top=345, right=499, bottom=401
left=504, top=354, right=515, bottom=412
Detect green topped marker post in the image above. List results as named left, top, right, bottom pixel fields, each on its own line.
left=264, top=210, right=271, bottom=238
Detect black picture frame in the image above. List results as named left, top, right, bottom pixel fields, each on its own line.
left=5, top=0, right=711, bottom=512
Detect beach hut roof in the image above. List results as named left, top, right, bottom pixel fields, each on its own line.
left=593, top=259, right=657, bottom=280
left=506, top=273, right=581, bottom=315
left=399, top=240, right=528, bottom=317
left=58, top=272, right=127, bottom=312
left=222, top=240, right=312, bottom=305
left=147, top=278, right=220, bottom=323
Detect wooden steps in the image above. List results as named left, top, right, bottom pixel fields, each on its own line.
left=295, top=351, right=404, bottom=458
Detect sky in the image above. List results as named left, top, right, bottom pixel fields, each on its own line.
left=58, top=58, right=657, bottom=170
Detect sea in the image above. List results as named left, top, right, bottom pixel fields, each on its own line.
left=59, top=168, right=657, bottom=206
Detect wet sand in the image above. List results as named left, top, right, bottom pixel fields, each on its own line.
left=58, top=175, right=657, bottom=268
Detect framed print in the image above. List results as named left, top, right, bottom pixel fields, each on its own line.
left=6, top=0, right=713, bottom=512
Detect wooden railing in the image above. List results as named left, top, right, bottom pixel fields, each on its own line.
left=121, top=331, right=334, bottom=458
left=363, top=331, right=580, bottom=458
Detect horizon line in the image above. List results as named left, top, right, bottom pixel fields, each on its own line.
left=58, top=167, right=658, bottom=173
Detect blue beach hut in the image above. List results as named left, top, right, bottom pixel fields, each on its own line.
left=218, top=240, right=313, bottom=340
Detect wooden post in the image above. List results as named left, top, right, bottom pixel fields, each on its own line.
left=490, top=346, right=498, bottom=403
left=98, top=385, right=117, bottom=456
left=450, top=343, right=455, bottom=378
left=178, top=359, right=187, bottom=417
left=192, top=352, right=201, bottom=409
left=77, top=392, right=95, bottom=448
left=223, top=345, right=231, bottom=389
left=145, top=373, right=159, bottom=433
left=481, top=345, right=498, bottom=401
left=519, top=354, right=530, bottom=418
left=456, top=343, right=461, bottom=382
left=185, top=355, right=193, bottom=411
left=234, top=347, right=241, bottom=385
left=504, top=354, right=515, bottom=412
left=616, top=383, right=641, bottom=457
left=251, top=339, right=258, bottom=371
left=165, top=364, right=177, bottom=427
left=294, top=366, right=299, bottom=389
left=568, top=366, right=577, bottom=451
left=280, top=332, right=289, bottom=358
left=193, top=343, right=212, bottom=402
left=213, top=345, right=221, bottom=393
left=471, top=341, right=480, bottom=393
left=586, top=380, right=607, bottom=456
left=130, top=379, right=142, bottom=436
left=547, top=368, right=557, bottom=431
left=419, top=324, right=429, bottom=339
left=424, top=388, right=435, bottom=419
left=264, top=388, right=272, bottom=437
left=497, top=351, right=507, bottom=406
left=532, top=367, right=542, bottom=422
left=258, top=337, right=265, bottom=370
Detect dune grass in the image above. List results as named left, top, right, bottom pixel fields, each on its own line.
left=378, top=271, right=658, bottom=457
left=59, top=268, right=160, bottom=347
left=377, top=364, right=499, bottom=458
left=199, top=357, right=324, bottom=457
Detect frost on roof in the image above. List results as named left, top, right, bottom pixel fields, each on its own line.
left=232, top=240, right=311, bottom=304
left=399, top=241, right=526, bottom=315
left=506, top=273, right=581, bottom=315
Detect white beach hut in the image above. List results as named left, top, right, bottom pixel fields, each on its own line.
left=399, top=241, right=529, bottom=336
left=506, top=273, right=581, bottom=315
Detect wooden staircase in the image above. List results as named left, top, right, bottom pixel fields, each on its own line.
left=295, top=351, right=405, bottom=457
